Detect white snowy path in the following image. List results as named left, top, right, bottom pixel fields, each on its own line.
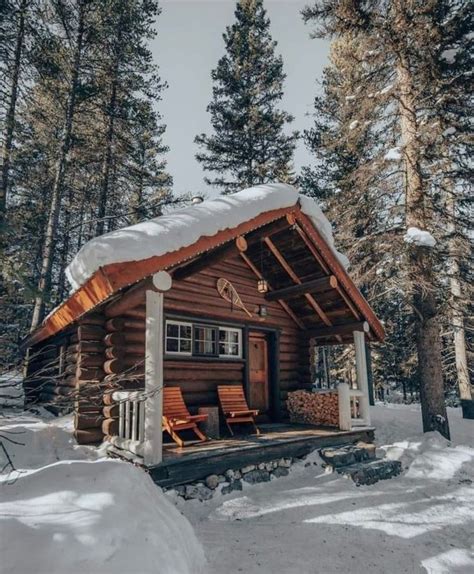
left=179, top=405, right=474, bottom=574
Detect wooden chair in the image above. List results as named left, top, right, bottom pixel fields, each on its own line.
left=162, top=387, right=208, bottom=447
left=217, top=385, right=260, bottom=436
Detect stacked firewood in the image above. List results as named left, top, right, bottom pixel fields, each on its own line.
left=287, top=390, right=339, bottom=428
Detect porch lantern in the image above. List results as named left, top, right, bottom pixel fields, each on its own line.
left=257, top=278, right=269, bottom=294
left=258, top=304, right=268, bottom=317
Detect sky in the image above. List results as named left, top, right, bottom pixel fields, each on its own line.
left=152, top=0, right=329, bottom=198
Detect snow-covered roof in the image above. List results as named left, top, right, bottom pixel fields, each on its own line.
left=66, top=183, right=348, bottom=291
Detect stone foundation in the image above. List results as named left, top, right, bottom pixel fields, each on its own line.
left=168, top=455, right=309, bottom=501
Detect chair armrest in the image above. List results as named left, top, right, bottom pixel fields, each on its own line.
left=188, top=414, right=208, bottom=423
left=227, top=409, right=259, bottom=417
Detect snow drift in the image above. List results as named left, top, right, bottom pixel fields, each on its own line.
left=65, top=183, right=348, bottom=291
left=0, top=413, right=205, bottom=574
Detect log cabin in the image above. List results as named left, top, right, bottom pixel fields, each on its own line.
left=23, top=184, right=384, bottom=485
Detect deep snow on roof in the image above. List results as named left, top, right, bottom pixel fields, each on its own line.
left=66, top=183, right=348, bottom=291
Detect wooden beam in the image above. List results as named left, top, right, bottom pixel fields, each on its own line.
left=264, top=237, right=332, bottom=328
left=290, top=219, right=361, bottom=321
left=239, top=252, right=305, bottom=330
left=265, top=276, right=338, bottom=302
left=289, top=219, right=330, bottom=274
left=294, top=209, right=385, bottom=342
left=308, top=321, right=369, bottom=339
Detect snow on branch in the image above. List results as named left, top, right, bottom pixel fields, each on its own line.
left=404, top=227, right=437, bottom=248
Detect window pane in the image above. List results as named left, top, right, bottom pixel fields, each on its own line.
left=180, top=325, right=192, bottom=339
left=219, top=342, right=226, bottom=355
left=228, top=343, right=239, bottom=356
left=219, top=330, right=227, bottom=342
left=205, top=341, right=216, bottom=354
left=230, top=331, right=239, bottom=343
left=180, top=339, right=191, bottom=353
left=194, top=340, right=204, bottom=354
left=166, top=338, right=179, bottom=352
left=167, top=323, right=179, bottom=337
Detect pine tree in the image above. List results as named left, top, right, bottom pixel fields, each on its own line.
left=29, top=0, right=90, bottom=331
left=301, top=32, right=418, bottom=402
left=302, top=0, right=474, bottom=438
left=195, top=0, right=297, bottom=194
left=93, top=0, right=170, bottom=235
left=0, top=0, right=29, bottom=236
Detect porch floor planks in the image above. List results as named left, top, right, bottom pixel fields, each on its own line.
left=149, top=423, right=375, bottom=487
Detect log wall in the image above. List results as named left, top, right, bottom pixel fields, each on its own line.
left=27, top=251, right=314, bottom=444
left=101, top=253, right=312, bottom=420
left=24, top=329, right=75, bottom=411
left=164, top=253, right=311, bottom=417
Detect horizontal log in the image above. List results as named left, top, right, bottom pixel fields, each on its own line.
left=104, top=358, right=144, bottom=375
left=121, top=307, right=146, bottom=320
left=76, top=355, right=106, bottom=368
left=265, top=276, right=338, bottom=301
left=75, top=367, right=105, bottom=381
left=164, top=369, right=243, bottom=383
left=105, top=317, right=144, bottom=332
left=103, top=404, right=120, bottom=418
left=102, top=418, right=119, bottom=436
left=105, top=280, right=149, bottom=318
left=105, top=345, right=144, bottom=359
left=77, top=325, right=106, bottom=342
left=74, top=428, right=104, bottom=444
left=75, top=413, right=104, bottom=430
left=104, top=331, right=145, bottom=346
left=103, top=373, right=144, bottom=386
left=67, top=342, right=105, bottom=354
left=164, top=360, right=243, bottom=371
left=78, top=314, right=106, bottom=327
left=308, top=321, right=369, bottom=339
left=75, top=398, right=104, bottom=410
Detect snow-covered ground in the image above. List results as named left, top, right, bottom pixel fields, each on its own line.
left=0, top=404, right=472, bottom=574
left=177, top=404, right=474, bottom=574
left=0, top=410, right=205, bottom=574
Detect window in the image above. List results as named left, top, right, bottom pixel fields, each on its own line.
left=165, top=319, right=242, bottom=359
left=165, top=321, right=192, bottom=354
left=219, top=328, right=242, bottom=358
left=193, top=325, right=218, bottom=356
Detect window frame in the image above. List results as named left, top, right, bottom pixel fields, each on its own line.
left=165, top=320, right=193, bottom=356
left=193, top=324, right=219, bottom=357
left=218, top=327, right=242, bottom=359
left=164, top=319, right=243, bottom=360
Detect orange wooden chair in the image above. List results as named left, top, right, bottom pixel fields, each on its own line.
left=163, top=387, right=208, bottom=447
left=217, top=385, right=260, bottom=436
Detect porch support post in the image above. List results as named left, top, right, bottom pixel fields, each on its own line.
left=144, top=271, right=172, bottom=466
left=337, top=382, right=352, bottom=431
left=354, top=329, right=371, bottom=426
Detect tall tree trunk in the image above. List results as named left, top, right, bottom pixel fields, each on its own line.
left=95, top=17, right=124, bottom=237
left=95, top=77, right=118, bottom=236
left=446, top=190, right=471, bottom=403
left=30, top=0, right=85, bottom=331
left=397, top=55, right=450, bottom=439
left=0, top=0, right=28, bottom=234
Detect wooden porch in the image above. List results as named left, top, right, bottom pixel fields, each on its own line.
left=149, top=423, right=374, bottom=487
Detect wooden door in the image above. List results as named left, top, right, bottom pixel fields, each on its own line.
left=248, top=332, right=269, bottom=413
